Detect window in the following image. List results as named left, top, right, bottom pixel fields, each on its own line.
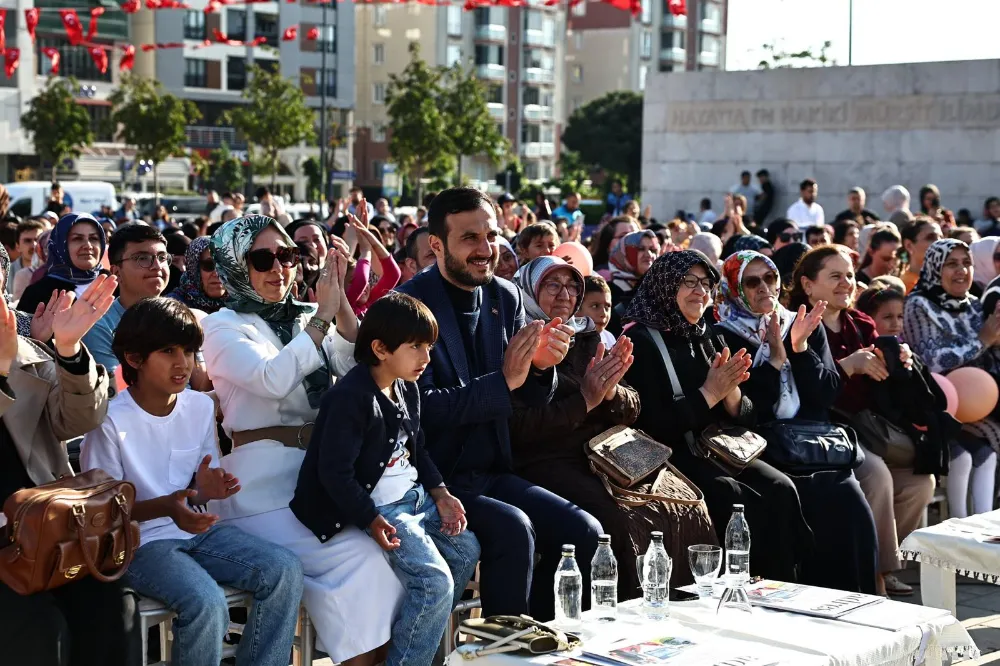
left=700, top=0, right=721, bottom=29
left=447, top=5, right=462, bottom=35
left=524, top=9, right=542, bottom=31
left=373, top=82, right=386, bottom=104
left=640, top=0, right=652, bottom=23
left=523, top=48, right=551, bottom=70
left=571, top=0, right=586, bottom=16
left=373, top=123, right=386, bottom=142
left=571, top=64, right=583, bottom=83
left=373, top=43, right=385, bottom=65
left=227, top=56, right=246, bottom=90
left=640, top=30, right=652, bottom=59
left=571, top=96, right=583, bottom=112
left=318, top=69, right=336, bottom=96
left=184, top=11, right=205, bottom=40
left=639, top=64, right=648, bottom=90
left=373, top=6, right=387, bottom=27
left=522, top=124, right=540, bottom=143
left=35, top=39, right=112, bottom=82
left=486, top=84, right=503, bottom=104
left=317, top=26, right=336, bottom=53
left=700, top=33, right=719, bottom=54
left=524, top=161, right=539, bottom=180
left=446, top=44, right=462, bottom=67
left=86, top=105, right=113, bottom=142
left=662, top=29, right=685, bottom=49
left=372, top=160, right=385, bottom=181
left=256, top=14, right=279, bottom=46
left=184, top=58, right=207, bottom=87
left=573, top=32, right=582, bottom=50
left=226, top=10, right=246, bottom=40
left=474, top=44, right=504, bottom=66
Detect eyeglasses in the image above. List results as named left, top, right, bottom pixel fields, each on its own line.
left=540, top=280, right=582, bottom=297
left=679, top=274, right=716, bottom=291
left=123, top=252, right=171, bottom=269
left=742, top=272, right=779, bottom=291
left=780, top=231, right=804, bottom=243
left=247, top=247, right=300, bottom=272
left=199, top=258, right=216, bottom=273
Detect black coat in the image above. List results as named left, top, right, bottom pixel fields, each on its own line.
left=290, top=364, right=444, bottom=543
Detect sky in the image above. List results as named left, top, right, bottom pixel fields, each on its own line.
left=726, top=0, right=1000, bottom=71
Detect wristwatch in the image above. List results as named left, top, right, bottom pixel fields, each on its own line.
left=307, top=316, right=332, bottom=335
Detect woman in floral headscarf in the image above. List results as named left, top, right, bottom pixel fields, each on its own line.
left=714, top=250, right=878, bottom=593
left=201, top=215, right=401, bottom=665
left=166, top=236, right=227, bottom=315
left=607, top=230, right=658, bottom=306
left=623, top=250, right=812, bottom=583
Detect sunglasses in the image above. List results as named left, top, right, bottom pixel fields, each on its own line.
left=780, top=231, right=804, bottom=243
left=742, top=271, right=779, bottom=290
left=199, top=258, right=217, bottom=273
left=247, top=246, right=300, bottom=272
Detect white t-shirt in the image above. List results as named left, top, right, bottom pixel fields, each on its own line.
left=599, top=329, right=617, bottom=350
left=369, top=424, right=419, bottom=508
left=786, top=199, right=825, bottom=227
left=81, top=389, right=221, bottom=545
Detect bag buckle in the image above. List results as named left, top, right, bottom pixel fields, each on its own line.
left=71, top=504, right=85, bottom=528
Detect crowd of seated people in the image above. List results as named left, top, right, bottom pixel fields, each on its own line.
left=3, top=181, right=1000, bottom=665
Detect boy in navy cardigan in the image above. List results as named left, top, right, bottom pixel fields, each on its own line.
left=292, top=292, right=480, bottom=666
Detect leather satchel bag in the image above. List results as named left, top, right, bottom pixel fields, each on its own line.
left=0, top=469, right=140, bottom=595
left=586, top=425, right=705, bottom=507
left=756, top=419, right=863, bottom=474
left=841, top=408, right=916, bottom=468
left=647, top=326, right=767, bottom=476
left=458, top=615, right=582, bottom=659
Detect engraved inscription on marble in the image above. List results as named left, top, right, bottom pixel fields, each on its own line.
left=665, top=94, right=1000, bottom=133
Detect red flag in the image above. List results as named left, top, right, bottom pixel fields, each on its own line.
left=4, top=48, right=19, bottom=78
left=212, top=28, right=238, bottom=44
left=282, top=26, right=297, bottom=40
left=0, top=10, right=6, bottom=55
left=306, top=26, right=319, bottom=40
left=204, top=0, right=221, bottom=12
left=667, top=0, right=685, bottom=15
left=140, top=41, right=183, bottom=51
left=24, top=8, right=39, bottom=42
left=60, top=10, right=84, bottom=46
left=248, top=35, right=266, bottom=46
left=88, top=46, right=108, bottom=74
left=41, top=47, right=60, bottom=75
left=120, top=44, right=135, bottom=71
left=87, top=7, right=105, bottom=42
left=121, top=0, right=141, bottom=12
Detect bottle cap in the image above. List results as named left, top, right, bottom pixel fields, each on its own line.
left=733, top=504, right=745, bottom=510
left=562, top=544, right=576, bottom=554
left=597, top=534, right=611, bottom=544
left=650, top=530, right=664, bottom=540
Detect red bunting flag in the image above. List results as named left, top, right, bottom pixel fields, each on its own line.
left=60, top=10, right=84, bottom=46
left=4, top=48, right=19, bottom=78
left=88, top=46, right=108, bottom=74
left=41, top=47, right=60, bottom=75
left=0, top=10, right=6, bottom=55
left=141, top=41, right=183, bottom=51
left=121, top=0, right=141, bottom=12
left=87, top=7, right=105, bottom=42
left=212, top=28, right=237, bottom=44
left=24, top=8, right=39, bottom=42
left=120, top=44, right=135, bottom=71
left=666, top=0, right=685, bottom=15
left=281, top=26, right=297, bottom=41
left=306, top=26, right=319, bottom=40
left=204, top=0, right=221, bottom=12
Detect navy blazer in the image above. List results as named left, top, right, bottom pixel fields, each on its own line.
left=396, top=265, right=556, bottom=482
left=290, top=364, right=444, bottom=543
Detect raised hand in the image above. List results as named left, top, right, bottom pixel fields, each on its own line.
left=789, top=301, right=826, bottom=353
left=51, top=275, right=118, bottom=358
left=314, top=250, right=344, bottom=322
left=193, top=455, right=241, bottom=503
left=765, top=313, right=787, bottom=370
left=0, top=297, right=19, bottom=376
left=531, top=318, right=573, bottom=369
left=700, top=347, right=752, bottom=407
left=30, top=289, right=64, bottom=343
left=167, top=489, right=219, bottom=534
left=369, top=515, right=400, bottom=551
left=503, top=320, right=542, bottom=391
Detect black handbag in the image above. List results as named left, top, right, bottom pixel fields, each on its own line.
left=756, top=419, right=863, bottom=474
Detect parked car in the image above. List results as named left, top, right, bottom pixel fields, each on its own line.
left=139, top=196, right=207, bottom=223
left=5, top=180, right=117, bottom=219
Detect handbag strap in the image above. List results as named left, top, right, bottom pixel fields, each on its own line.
left=589, top=461, right=705, bottom=507
left=75, top=492, right=134, bottom=583
left=646, top=326, right=697, bottom=448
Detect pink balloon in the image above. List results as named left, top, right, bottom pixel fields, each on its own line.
left=553, top=242, right=593, bottom=277
left=947, top=367, right=999, bottom=423
left=931, top=372, right=958, bottom=417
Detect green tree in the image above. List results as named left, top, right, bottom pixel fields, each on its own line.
left=561, top=91, right=643, bottom=193
left=21, top=77, right=95, bottom=181
left=440, top=62, right=509, bottom=183
left=225, top=65, right=315, bottom=189
left=757, top=40, right=836, bottom=69
left=209, top=143, right=244, bottom=194
left=303, top=156, right=321, bottom=202
left=386, top=42, right=453, bottom=202
left=108, top=74, right=201, bottom=200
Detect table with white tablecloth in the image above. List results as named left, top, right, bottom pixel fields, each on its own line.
left=449, top=597, right=978, bottom=666
left=900, top=510, right=1000, bottom=616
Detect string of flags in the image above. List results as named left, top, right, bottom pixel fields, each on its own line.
left=0, top=0, right=686, bottom=78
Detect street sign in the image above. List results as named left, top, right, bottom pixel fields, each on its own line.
left=330, top=170, right=356, bottom=181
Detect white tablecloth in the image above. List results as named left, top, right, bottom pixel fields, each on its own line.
left=900, top=509, right=1000, bottom=584
left=449, top=598, right=979, bottom=666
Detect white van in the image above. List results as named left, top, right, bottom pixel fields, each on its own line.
left=4, top=181, right=118, bottom=219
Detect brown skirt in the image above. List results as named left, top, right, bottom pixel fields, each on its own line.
left=517, top=457, right=717, bottom=602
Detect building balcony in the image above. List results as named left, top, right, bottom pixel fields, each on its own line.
left=185, top=125, right=247, bottom=149
left=701, top=18, right=721, bottom=33
left=487, top=103, right=505, bottom=120
left=521, top=142, right=555, bottom=158
left=662, top=14, right=686, bottom=29
left=476, top=63, right=507, bottom=81
left=659, top=46, right=687, bottom=62
left=699, top=51, right=719, bottom=66
left=522, top=104, right=552, bottom=122
left=523, top=67, right=554, bottom=84
left=523, top=29, right=555, bottom=48
left=475, top=24, right=507, bottom=42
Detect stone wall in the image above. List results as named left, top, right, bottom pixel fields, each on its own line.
left=641, top=59, right=1000, bottom=224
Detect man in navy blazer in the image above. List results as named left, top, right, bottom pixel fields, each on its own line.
left=397, top=187, right=603, bottom=619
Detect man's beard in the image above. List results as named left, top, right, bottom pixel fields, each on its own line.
left=443, top=245, right=497, bottom=288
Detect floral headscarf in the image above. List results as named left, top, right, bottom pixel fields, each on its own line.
left=911, top=238, right=973, bottom=313
left=622, top=250, right=720, bottom=339
left=513, top=256, right=592, bottom=334
left=0, top=246, right=33, bottom=336
left=716, top=251, right=800, bottom=419
left=45, top=213, right=106, bottom=286
left=609, top=230, right=657, bottom=286
left=167, top=236, right=227, bottom=314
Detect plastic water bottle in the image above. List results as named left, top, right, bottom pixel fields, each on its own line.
left=554, top=544, right=582, bottom=628
left=590, top=534, right=618, bottom=621
left=639, top=531, right=671, bottom=620
left=724, top=504, right=751, bottom=584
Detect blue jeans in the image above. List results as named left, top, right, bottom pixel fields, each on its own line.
left=126, top=524, right=304, bottom=666
left=372, top=486, right=481, bottom=666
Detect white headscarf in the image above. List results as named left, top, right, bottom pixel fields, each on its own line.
left=881, top=185, right=910, bottom=214
left=688, top=232, right=723, bottom=268
left=971, top=236, right=1000, bottom=288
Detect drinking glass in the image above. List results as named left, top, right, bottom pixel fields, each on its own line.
left=687, top=545, right=722, bottom=598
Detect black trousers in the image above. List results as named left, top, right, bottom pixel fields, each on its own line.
left=453, top=472, right=604, bottom=620
left=0, top=576, right=142, bottom=666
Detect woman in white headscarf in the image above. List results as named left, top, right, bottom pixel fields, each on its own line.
left=970, top=236, right=1000, bottom=294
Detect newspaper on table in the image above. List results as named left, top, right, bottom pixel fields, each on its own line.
left=568, top=629, right=788, bottom=666
left=744, top=580, right=884, bottom=619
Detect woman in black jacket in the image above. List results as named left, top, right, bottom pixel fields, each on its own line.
left=623, top=250, right=812, bottom=582
left=714, top=250, right=878, bottom=594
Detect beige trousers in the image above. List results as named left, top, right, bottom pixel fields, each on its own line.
left=854, top=447, right=936, bottom=572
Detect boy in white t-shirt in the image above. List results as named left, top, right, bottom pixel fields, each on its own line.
left=81, top=297, right=304, bottom=666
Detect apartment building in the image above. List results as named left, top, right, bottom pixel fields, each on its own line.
left=565, top=0, right=727, bottom=118
left=354, top=1, right=565, bottom=194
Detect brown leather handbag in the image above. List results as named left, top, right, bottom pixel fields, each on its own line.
left=0, top=469, right=140, bottom=595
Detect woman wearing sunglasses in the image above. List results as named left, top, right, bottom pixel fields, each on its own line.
left=715, top=251, right=878, bottom=594
left=623, top=251, right=812, bottom=583
left=201, top=215, right=402, bottom=666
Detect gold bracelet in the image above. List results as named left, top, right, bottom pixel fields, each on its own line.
left=307, top=316, right=331, bottom=335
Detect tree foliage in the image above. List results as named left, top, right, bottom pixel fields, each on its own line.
left=757, top=40, right=836, bottom=69
left=561, top=91, right=643, bottom=193
left=108, top=74, right=201, bottom=199
left=303, top=156, right=321, bottom=201
left=225, top=65, right=315, bottom=188
left=209, top=143, right=244, bottom=194
left=440, top=62, right=509, bottom=182
left=21, top=77, right=95, bottom=181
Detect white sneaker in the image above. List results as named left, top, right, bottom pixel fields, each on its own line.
left=883, top=573, right=914, bottom=597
